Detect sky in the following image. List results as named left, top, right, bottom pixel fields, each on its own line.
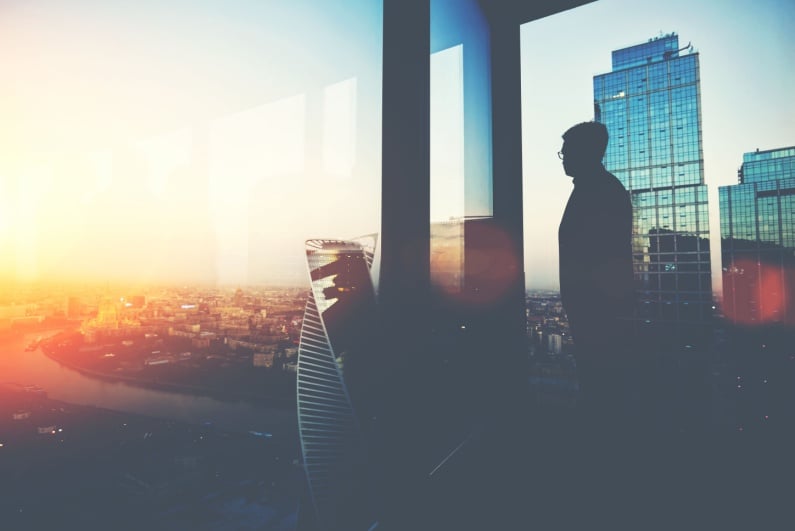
left=0, top=0, right=384, bottom=288
left=1, top=0, right=793, bottom=293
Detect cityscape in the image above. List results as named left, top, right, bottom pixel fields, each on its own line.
left=0, top=283, right=307, bottom=529
left=2, top=279, right=792, bottom=528
left=2, top=1, right=794, bottom=530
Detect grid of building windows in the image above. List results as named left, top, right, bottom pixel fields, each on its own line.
left=594, top=33, right=712, bottom=346
left=719, top=147, right=795, bottom=324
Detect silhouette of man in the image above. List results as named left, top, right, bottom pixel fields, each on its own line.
left=558, top=121, right=635, bottom=433
left=556, top=121, right=648, bottom=527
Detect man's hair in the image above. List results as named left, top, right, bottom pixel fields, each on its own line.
left=562, top=121, right=609, bottom=162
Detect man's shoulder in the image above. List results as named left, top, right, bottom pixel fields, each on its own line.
left=602, top=169, right=626, bottom=189
left=589, top=169, right=629, bottom=198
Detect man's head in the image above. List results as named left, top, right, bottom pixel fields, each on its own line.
left=560, top=121, right=609, bottom=178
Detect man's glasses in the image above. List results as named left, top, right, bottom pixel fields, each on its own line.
left=557, top=151, right=564, bottom=160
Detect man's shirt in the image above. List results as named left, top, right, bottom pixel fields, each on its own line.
left=558, top=166, right=634, bottom=334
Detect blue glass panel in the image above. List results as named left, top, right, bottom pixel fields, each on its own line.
left=431, top=0, right=492, bottom=219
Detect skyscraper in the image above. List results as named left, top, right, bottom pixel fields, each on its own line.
left=594, top=33, right=713, bottom=347
left=719, top=147, right=795, bottom=325
left=296, top=236, right=377, bottom=530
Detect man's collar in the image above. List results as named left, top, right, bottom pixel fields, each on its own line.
left=572, top=164, right=607, bottom=186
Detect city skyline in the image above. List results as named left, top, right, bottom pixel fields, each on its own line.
left=1, top=0, right=793, bottom=293
left=3, top=3, right=791, bottom=528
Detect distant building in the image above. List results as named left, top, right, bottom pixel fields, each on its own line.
left=547, top=333, right=563, bottom=355
left=191, top=336, right=211, bottom=349
left=233, top=288, right=244, bottom=307
left=95, top=296, right=119, bottom=328
left=81, top=294, right=140, bottom=342
left=594, top=33, right=713, bottom=348
left=253, top=352, right=274, bottom=368
left=719, top=147, right=795, bottom=324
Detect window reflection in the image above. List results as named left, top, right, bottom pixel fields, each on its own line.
left=208, top=95, right=306, bottom=285
left=322, top=78, right=358, bottom=180
left=430, top=0, right=493, bottom=298
left=431, top=44, right=465, bottom=223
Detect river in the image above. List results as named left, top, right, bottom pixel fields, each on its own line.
left=0, top=330, right=297, bottom=436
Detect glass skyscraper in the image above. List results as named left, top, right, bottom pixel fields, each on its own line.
left=297, top=236, right=377, bottom=530
left=719, top=147, right=795, bottom=325
left=594, top=33, right=713, bottom=347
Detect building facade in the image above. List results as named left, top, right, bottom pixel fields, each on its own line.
left=594, top=33, right=713, bottom=347
left=296, top=237, right=377, bottom=530
left=719, top=147, right=795, bottom=324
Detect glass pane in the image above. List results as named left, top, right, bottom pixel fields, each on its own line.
left=0, top=1, right=382, bottom=528
left=430, top=0, right=493, bottom=299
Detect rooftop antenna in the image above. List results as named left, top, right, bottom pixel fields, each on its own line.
left=664, top=41, right=693, bottom=60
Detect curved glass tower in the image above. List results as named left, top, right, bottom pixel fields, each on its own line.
left=297, top=236, right=376, bottom=530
